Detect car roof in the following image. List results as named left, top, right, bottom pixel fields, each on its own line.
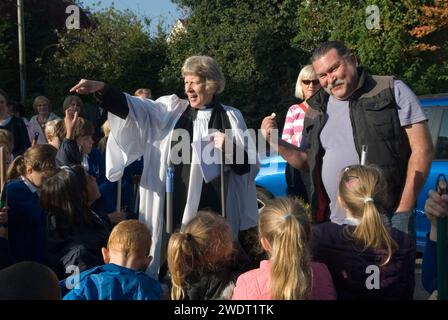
left=419, top=93, right=448, bottom=108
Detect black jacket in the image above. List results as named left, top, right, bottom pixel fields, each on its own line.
left=0, top=238, right=13, bottom=270
left=304, top=69, right=411, bottom=222
left=56, top=138, right=82, bottom=167
left=312, top=222, right=415, bottom=300
left=0, top=116, right=31, bottom=157
left=47, top=210, right=111, bottom=280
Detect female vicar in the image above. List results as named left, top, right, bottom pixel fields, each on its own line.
left=70, top=55, right=259, bottom=277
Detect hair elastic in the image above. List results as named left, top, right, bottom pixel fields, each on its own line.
left=61, top=165, right=76, bottom=176
left=364, top=197, right=374, bottom=204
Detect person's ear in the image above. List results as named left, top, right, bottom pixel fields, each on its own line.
left=26, top=165, right=33, bottom=176
left=260, top=237, right=271, bottom=252
left=101, top=247, right=110, bottom=263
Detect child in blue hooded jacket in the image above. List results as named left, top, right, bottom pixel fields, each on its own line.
left=60, top=220, right=163, bottom=300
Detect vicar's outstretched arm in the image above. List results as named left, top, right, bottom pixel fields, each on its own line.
left=70, top=79, right=129, bottom=119
left=70, top=79, right=105, bottom=94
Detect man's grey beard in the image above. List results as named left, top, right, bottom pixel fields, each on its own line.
left=325, top=79, right=345, bottom=95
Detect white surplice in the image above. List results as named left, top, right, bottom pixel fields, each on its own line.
left=105, top=94, right=259, bottom=277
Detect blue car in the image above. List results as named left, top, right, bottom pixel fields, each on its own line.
left=255, top=93, right=448, bottom=252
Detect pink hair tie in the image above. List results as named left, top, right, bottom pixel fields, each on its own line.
left=345, top=176, right=359, bottom=188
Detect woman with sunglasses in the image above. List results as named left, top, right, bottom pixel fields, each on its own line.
left=281, top=65, right=321, bottom=202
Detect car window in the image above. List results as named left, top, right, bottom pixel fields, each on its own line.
left=432, top=108, right=448, bottom=160
left=424, top=107, right=444, bottom=148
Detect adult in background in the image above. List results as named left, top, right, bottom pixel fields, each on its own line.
left=62, top=95, right=83, bottom=117
left=27, top=96, right=60, bottom=144
left=0, top=89, right=30, bottom=157
left=134, top=88, right=152, bottom=99
left=261, top=41, right=433, bottom=240
left=70, top=55, right=259, bottom=277
left=282, top=65, right=321, bottom=202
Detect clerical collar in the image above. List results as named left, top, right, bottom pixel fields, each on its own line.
left=194, top=96, right=218, bottom=110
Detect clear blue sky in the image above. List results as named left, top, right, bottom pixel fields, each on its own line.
left=79, top=0, right=184, bottom=34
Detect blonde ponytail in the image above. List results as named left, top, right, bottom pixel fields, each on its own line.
left=339, top=165, right=397, bottom=264
left=260, top=197, right=312, bottom=299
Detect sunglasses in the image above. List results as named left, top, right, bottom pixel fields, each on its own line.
left=302, top=79, right=319, bottom=85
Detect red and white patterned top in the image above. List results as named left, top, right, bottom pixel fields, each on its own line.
left=281, top=102, right=308, bottom=147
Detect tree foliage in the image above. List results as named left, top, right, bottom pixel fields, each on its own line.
left=1, top=0, right=447, bottom=123
left=0, top=0, right=167, bottom=115
left=165, top=0, right=307, bottom=129
left=0, top=0, right=90, bottom=111
left=293, top=0, right=448, bottom=94
left=40, top=5, right=168, bottom=113
left=165, top=0, right=448, bottom=129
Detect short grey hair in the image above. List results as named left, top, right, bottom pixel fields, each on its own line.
left=295, top=65, right=318, bottom=100
left=311, top=41, right=353, bottom=63
left=33, top=96, right=51, bottom=111
left=182, top=55, right=226, bottom=94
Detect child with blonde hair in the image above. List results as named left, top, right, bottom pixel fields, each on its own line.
left=232, top=197, right=336, bottom=300
left=44, top=119, right=64, bottom=150
left=168, top=211, right=249, bottom=300
left=61, top=220, right=162, bottom=300
left=312, top=165, right=415, bottom=299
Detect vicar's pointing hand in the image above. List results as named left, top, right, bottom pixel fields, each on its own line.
left=70, top=79, right=105, bottom=94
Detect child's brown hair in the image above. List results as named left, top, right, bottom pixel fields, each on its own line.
left=6, top=144, right=57, bottom=180
left=167, top=211, right=233, bottom=300
left=73, top=117, right=94, bottom=140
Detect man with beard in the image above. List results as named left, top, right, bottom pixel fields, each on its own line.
left=261, top=41, right=433, bottom=240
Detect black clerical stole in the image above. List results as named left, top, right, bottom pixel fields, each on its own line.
left=168, top=99, right=231, bottom=231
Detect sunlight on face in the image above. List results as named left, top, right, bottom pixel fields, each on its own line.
left=184, top=74, right=214, bottom=108
left=313, top=49, right=358, bottom=100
